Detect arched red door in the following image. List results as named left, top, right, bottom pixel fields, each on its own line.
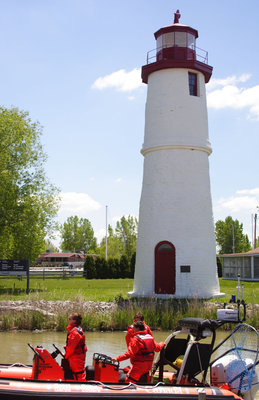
left=155, top=241, right=175, bottom=294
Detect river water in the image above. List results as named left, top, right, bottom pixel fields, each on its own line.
left=0, top=330, right=168, bottom=368
left=0, top=330, right=258, bottom=399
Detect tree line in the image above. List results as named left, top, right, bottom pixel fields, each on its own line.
left=0, top=106, right=258, bottom=267
left=58, top=214, right=138, bottom=261
left=83, top=254, right=135, bottom=279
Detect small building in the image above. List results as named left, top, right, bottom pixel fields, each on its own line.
left=220, top=248, right=259, bottom=281
left=36, top=252, right=97, bottom=268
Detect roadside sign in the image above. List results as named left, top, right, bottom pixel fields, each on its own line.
left=0, top=259, right=30, bottom=294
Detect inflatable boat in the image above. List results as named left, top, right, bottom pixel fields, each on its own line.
left=0, top=301, right=258, bottom=400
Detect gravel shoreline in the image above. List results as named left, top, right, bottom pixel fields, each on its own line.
left=0, top=300, right=257, bottom=317
left=0, top=300, right=118, bottom=317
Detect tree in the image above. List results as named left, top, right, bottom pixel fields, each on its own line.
left=129, top=252, right=136, bottom=278
left=60, top=216, right=97, bottom=253
left=119, top=255, right=130, bottom=278
left=215, top=216, right=251, bottom=254
left=84, top=255, right=96, bottom=279
left=0, top=107, right=60, bottom=263
left=115, top=216, right=138, bottom=259
left=95, top=257, right=108, bottom=279
left=98, top=225, right=122, bottom=258
left=98, top=216, right=138, bottom=259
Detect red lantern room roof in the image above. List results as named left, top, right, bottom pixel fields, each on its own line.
left=141, top=10, right=212, bottom=84
left=154, top=23, right=198, bottom=40
left=155, top=9, right=198, bottom=39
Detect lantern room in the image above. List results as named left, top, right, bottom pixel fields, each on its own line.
left=142, top=10, right=212, bottom=84
left=155, top=9, right=198, bottom=63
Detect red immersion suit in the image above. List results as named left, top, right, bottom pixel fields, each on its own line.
left=65, top=324, right=87, bottom=381
left=117, top=330, right=164, bottom=383
left=125, top=321, right=153, bottom=347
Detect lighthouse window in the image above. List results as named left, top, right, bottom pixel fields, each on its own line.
left=187, top=33, right=195, bottom=50
left=163, top=32, right=174, bottom=48
left=156, top=35, right=162, bottom=51
left=157, top=243, right=173, bottom=252
left=188, top=72, right=197, bottom=96
left=175, top=32, right=186, bottom=47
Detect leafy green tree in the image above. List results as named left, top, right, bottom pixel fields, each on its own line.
left=98, top=216, right=138, bottom=259
left=115, top=216, right=138, bottom=259
left=119, top=255, right=130, bottom=278
left=0, top=107, right=59, bottom=263
left=98, top=225, right=122, bottom=258
left=84, top=255, right=96, bottom=279
left=129, top=252, right=136, bottom=278
left=60, top=216, right=97, bottom=253
left=95, top=257, right=108, bottom=279
left=215, top=216, right=251, bottom=254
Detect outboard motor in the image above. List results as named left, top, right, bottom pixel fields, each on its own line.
left=211, top=354, right=259, bottom=399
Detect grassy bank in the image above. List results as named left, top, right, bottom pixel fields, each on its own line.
left=0, top=277, right=258, bottom=331
left=0, top=278, right=133, bottom=302
left=1, top=277, right=259, bottom=303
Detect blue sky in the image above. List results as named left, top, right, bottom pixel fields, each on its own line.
left=1, top=0, right=258, bottom=247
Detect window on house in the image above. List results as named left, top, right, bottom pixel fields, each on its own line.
left=188, top=72, right=197, bottom=96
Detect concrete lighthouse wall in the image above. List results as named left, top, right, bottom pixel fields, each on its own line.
left=132, top=68, right=221, bottom=298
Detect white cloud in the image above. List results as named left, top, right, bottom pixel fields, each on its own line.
left=206, top=74, right=251, bottom=91
left=115, top=178, right=122, bottom=183
left=92, top=68, right=144, bottom=92
left=236, top=188, right=259, bottom=196
left=213, top=187, right=259, bottom=240
left=95, top=228, right=106, bottom=243
left=207, top=74, right=259, bottom=119
left=59, top=192, right=101, bottom=215
left=217, top=195, right=258, bottom=213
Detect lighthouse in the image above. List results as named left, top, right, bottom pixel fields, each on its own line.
left=131, top=11, right=221, bottom=298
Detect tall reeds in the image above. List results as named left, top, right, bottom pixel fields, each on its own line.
left=0, top=298, right=258, bottom=331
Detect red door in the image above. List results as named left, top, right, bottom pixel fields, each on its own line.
left=155, top=241, right=175, bottom=294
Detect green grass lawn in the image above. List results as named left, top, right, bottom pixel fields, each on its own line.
left=0, top=277, right=134, bottom=301
left=214, top=279, right=259, bottom=305
left=0, top=277, right=258, bottom=303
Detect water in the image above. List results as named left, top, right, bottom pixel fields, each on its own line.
left=0, top=330, right=168, bottom=368
left=0, top=330, right=258, bottom=399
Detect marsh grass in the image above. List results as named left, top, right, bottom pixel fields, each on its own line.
left=0, top=299, right=259, bottom=331
left=0, top=278, right=259, bottom=331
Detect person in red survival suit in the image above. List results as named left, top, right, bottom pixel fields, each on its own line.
left=125, top=311, right=153, bottom=347
left=113, top=321, right=164, bottom=383
left=64, top=313, right=87, bottom=381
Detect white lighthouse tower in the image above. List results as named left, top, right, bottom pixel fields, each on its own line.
left=131, top=11, right=221, bottom=298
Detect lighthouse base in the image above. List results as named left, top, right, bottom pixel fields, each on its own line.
left=128, top=291, right=225, bottom=300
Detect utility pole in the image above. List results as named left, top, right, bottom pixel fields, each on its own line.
left=254, top=213, right=257, bottom=249
left=251, top=214, right=254, bottom=248
left=105, top=205, right=108, bottom=260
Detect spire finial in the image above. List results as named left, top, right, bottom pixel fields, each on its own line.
left=174, top=9, right=181, bottom=24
